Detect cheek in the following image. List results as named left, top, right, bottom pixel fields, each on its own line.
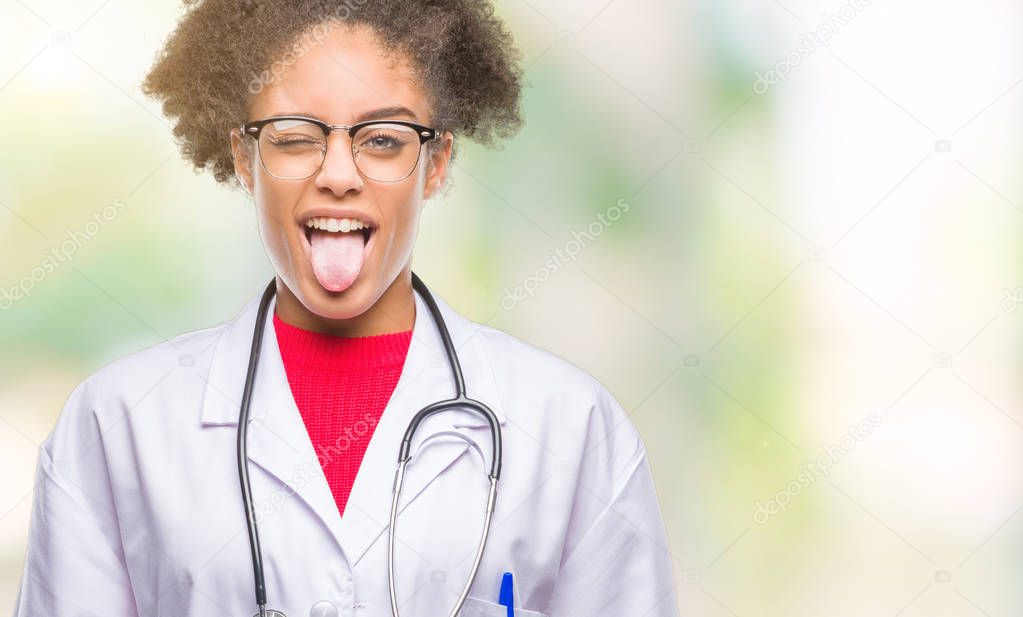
left=376, top=187, right=423, bottom=251
left=252, top=181, right=300, bottom=252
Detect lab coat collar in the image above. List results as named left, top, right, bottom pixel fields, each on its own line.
left=198, top=277, right=507, bottom=568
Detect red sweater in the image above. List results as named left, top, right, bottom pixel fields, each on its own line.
left=272, top=312, right=413, bottom=518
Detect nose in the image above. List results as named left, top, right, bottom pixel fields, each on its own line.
left=313, top=132, right=364, bottom=197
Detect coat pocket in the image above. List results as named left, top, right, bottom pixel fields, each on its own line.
left=459, top=594, right=548, bottom=617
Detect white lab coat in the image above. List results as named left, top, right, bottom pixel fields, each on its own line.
left=13, top=282, right=679, bottom=617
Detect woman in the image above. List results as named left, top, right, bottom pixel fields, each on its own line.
left=14, top=2, right=678, bottom=616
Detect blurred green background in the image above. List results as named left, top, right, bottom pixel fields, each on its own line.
left=2, top=1, right=1021, bottom=615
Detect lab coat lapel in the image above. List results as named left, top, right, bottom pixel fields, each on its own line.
left=336, top=282, right=508, bottom=569
left=199, top=291, right=347, bottom=556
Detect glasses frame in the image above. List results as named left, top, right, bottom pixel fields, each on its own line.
left=240, top=115, right=441, bottom=182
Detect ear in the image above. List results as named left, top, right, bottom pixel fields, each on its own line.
left=422, top=130, right=453, bottom=201
left=230, top=127, right=256, bottom=195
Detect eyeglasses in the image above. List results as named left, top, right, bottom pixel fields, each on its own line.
left=240, top=116, right=441, bottom=182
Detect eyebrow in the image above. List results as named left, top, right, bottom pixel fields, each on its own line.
left=272, top=106, right=419, bottom=124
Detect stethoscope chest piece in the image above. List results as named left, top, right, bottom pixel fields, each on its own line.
left=252, top=610, right=286, bottom=617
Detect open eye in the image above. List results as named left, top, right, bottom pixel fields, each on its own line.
left=360, top=131, right=408, bottom=150
left=354, top=124, right=417, bottom=155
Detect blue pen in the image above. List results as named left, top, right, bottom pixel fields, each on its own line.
left=498, top=571, right=514, bottom=617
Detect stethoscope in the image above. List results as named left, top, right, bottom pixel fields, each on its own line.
left=237, top=273, right=503, bottom=617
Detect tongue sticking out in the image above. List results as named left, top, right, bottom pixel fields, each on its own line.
left=309, top=229, right=366, bottom=292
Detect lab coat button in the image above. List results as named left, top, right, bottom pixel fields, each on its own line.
left=310, top=600, right=338, bottom=617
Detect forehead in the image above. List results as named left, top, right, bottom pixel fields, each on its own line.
left=249, top=23, right=429, bottom=123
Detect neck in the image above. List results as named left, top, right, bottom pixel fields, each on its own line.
left=273, top=269, right=416, bottom=337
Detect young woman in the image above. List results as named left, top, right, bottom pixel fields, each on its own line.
left=14, top=2, right=678, bottom=616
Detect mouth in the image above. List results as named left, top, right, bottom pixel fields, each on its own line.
left=299, top=215, right=377, bottom=292
left=301, top=217, right=375, bottom=246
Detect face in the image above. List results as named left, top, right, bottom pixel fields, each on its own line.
left=230, top=23, right=452, bottom=336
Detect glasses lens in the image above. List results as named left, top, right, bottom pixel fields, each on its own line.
left=352, top=123, right=423, bottom=182
left=257, top=119, right=326, bottom=179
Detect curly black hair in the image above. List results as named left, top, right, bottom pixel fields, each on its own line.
left=141, top=0, right=525, bottom=188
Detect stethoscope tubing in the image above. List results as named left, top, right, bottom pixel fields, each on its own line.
left=238, top=279, right=277, bottom=616
left=237, top=273, right=502, bottom=617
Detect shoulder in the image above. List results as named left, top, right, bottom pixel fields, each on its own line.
left=469, top=320, right=647, bottom=461
left=472, top=320, right=600, bottom=400
left=84, top=321, right=224, bottom=406
left=43, top=321, right=228, bottom=455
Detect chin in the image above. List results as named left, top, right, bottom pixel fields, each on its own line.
left=294, top=273, right=378, bottom=320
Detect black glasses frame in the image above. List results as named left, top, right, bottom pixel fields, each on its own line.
left=239, top=115, right=441, bottom=181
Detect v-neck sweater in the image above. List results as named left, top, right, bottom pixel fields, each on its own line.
left=272, top=311, right=413, bottom=518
